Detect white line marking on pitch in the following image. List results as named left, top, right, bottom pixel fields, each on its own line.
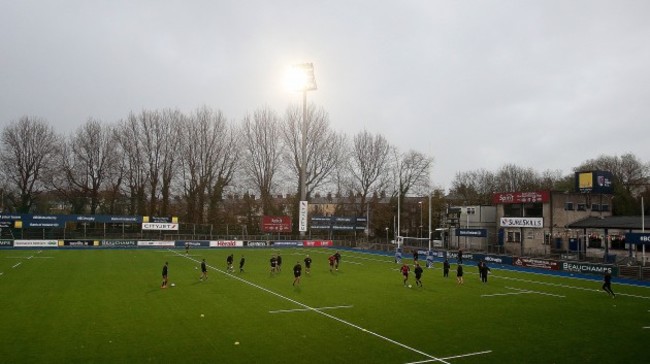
left=170, top=249, right=452, bottom=364
left=405, top=350, right=493, bottom=364
left=505, top=286, right=565, bottom=298
left=482, top=292, right=530, bottom=298
left=12, top=262, right=21, bottom=268
left=269, top=305, right=353, bottom=314
left=495, top=275, right=650, bottom=300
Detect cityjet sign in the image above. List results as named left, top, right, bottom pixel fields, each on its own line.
left=142, top=223, right=178, bottom=231
left=500, top=217, right=543, bottom=228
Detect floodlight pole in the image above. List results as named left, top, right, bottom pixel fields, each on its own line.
left=299, top=88, right=307, bottom=237
left=296, top=63, right=316, bottom=238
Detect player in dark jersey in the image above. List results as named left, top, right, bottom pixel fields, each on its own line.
left=200, top=259, right=208, bottom=281
left=304, top=255, right=312, bottom=274
left=602, top=271, right=615, bottom=297
left=400, top=263, right=410, bottom=286
left=443, top=258, right=450, bottom=277
left=456, top=264, right=464, bottom=285
left=413, top=249, right=419, bottom=263
left=185, top=242, right=190, bottom=254
left=276, top=254, right=283, bottom=272
left=414, top=262, right=423, bottom=287
left=480, top=261, right=491, bottom=283
left=239, top=255, right=245, bottom=272
left=328, top=255, right=336, bottom=272
left=161, top=262, right=169, bottom=288
left=270, top=255, right=278, bottom=275
left=226, top=254, right=234, bottom=272
left=334, top=251, right=341, bottom=270
left=293, top=261, right=302, bottom=286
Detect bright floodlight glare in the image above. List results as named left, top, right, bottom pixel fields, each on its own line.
left=285, top=63, right=317, bottom=92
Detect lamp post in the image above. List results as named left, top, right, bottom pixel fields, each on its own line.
left=418, top=201, right=423, bottom=238
left=290, top=63, right=317, bottom=237
left=385, top=227, right=389, bottom=244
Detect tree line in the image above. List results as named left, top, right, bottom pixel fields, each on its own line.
left=2, top=106, right=648, bottom=237
left=0, top=106, right=432, bottom=234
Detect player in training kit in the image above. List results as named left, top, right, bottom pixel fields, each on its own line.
left=276, top=254, right=283, bottom=272
left=456, top=264, right=464, bottom=285
left=226, top=254, right=234, bottom=272
left=270, top=255, right=278, bottom=274
left=414, top=262, right=423, bottom=287
left=239, top=255, right=246, bottom=272
left=480, top=261, right=491, bottom=283
left=401, top=263, right=410, bottom=286
left=328, top=255, right=336, bottom=272
left=443, top=258, right=450, bottom=277
left=304, top=255, right=312, bottom=274
left=334, top=251, right=341, bottom=271
left=161, top=262, right=169, bottom=288
left=200, top=259, right=208, bottom=281
left=293, top=262, right=302, bottom=286
left=602, top=271, right=615, bottom=297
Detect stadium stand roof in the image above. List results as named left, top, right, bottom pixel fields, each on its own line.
left=566, top=216, right=650, bottom=230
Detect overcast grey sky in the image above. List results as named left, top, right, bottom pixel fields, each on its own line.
left=1, top=0, right=649, bottom=191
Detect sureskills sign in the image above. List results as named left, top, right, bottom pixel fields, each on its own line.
left=141, top=223, right=178, bottom=230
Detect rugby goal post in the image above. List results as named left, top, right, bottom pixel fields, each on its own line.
left=393, top=236, right=436, bottom=268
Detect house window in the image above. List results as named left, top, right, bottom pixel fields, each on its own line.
left=577, top=203, right=586, bottom=211
left=564, top=202, right=574, bottom=211
left=507, top=231, right=521, bottom=243
left=601, top=204, right=610, bottom=212
left=591, top=204, right=600, bottom=211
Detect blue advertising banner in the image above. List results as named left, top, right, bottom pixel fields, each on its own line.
left=310, top=216, right=367, bottom=230
left=455, top=228, right=487, bottom=237
left=273, top=241, right=302, bottom=247
left=175, top=240, right=210, bottom=247
left=625, top=233, right=650, bottom=245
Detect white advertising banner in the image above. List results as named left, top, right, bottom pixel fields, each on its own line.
left=209, top=240, right=244, bottom=247
left=137, top=241, right=175, bottom=247
left=142, top=223, right=179, bottom=231
left=14, top=240, right=58, bottom=247
left=299, top=201, right=308, bottom=232
left=500, top=217, right=543, bottom=228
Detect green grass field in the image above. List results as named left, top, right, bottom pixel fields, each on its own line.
left=1, top=247, right=649, bottom=363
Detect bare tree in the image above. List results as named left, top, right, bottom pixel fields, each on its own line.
left=115, top=113, right=148, bottom=215
left=392, top=149, right=433, bottom=198
left=241, top=107, right=283, bottom=215
left=53, top=119, right=120, bottom=214
left=281, top=104, right=346, bottom=197
left=0, top=116, right=60, bottom=212
left=346, top=130, right=391, bottom=214
left=178, top=106, right=240, bottom=223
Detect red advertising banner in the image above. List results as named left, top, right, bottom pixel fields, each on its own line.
left=492, top=191, right=550, bottom=204
left=303, top=240, right=333, bottom=247
left=513, top=257, right=560, bottom=270
left=261, top=216, right=292, bottom=233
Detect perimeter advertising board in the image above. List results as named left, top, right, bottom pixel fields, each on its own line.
left=14, top=240, right=58, bottom=247
left=513, top=257, right=559, bottom=270
left=261, top=216, right=291, bottom=233
left=492, top=191, right=550, bottom=204
left=625, top=233, right=650, bottom=245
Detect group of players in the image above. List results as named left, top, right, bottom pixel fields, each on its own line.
left=399, top=254, right=493, bottom=288
left=161, top=250, right=342, bottom=288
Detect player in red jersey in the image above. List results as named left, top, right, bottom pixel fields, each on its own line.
left=400, top=263, right=410, bottom=287
left=328, top=255, right=336, bottom=272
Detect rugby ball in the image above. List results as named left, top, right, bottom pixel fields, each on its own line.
left=171, top=283, right=176, bottom=287
left=408, top=284, right=412, bottom=288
